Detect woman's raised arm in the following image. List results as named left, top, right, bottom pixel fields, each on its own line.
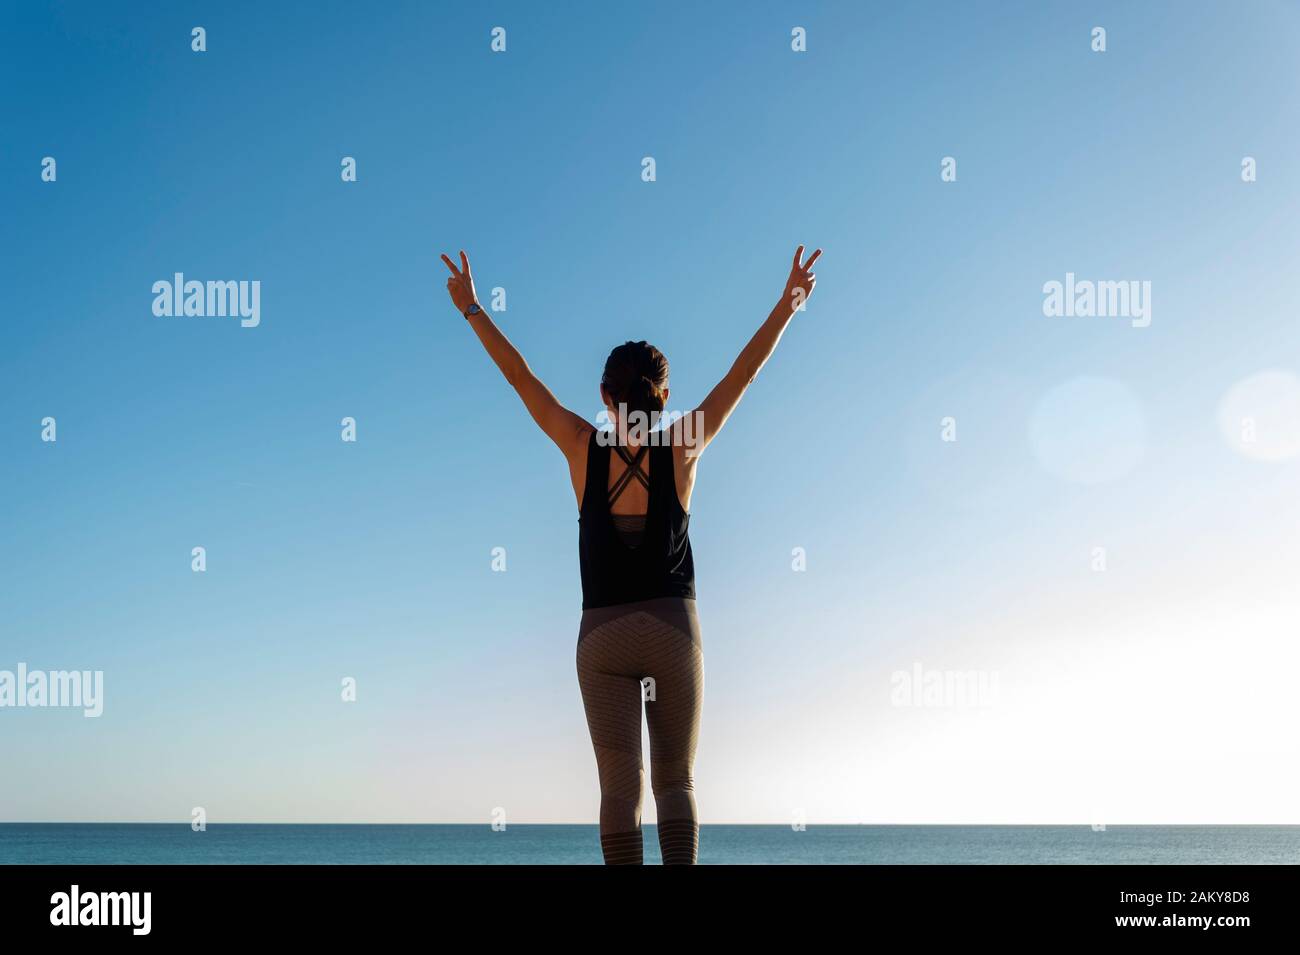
left=682, top=245, right=821, bottom=454
left=442, top=250, right=591, bottom=457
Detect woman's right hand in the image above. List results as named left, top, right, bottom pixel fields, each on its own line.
left=441, top=250, right=480, bottom=314
left=783, top=244, right=821, bottom=311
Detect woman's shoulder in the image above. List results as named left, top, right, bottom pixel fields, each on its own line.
left=659, top=415, right=703, bottom=461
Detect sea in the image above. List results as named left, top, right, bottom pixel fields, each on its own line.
left=1, top=824, right=1297, bottom=865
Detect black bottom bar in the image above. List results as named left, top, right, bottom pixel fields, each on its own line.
left=0, top=863, right=1294, bottom=942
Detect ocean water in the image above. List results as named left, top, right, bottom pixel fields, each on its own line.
left=1, top=824, right=1297, bottom=865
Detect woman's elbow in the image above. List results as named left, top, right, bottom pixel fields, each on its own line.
left=503, top=359, right=530, bottom=389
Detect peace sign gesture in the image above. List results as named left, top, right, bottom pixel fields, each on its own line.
left=441, top=250, right=480, bottom=315
left=784, top=244, right=821, bottom=311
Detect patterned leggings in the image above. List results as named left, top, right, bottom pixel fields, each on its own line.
left=576, top=597, right=704, bottom=865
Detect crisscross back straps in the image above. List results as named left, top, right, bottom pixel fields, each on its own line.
left=607, top=443, right=649, bottom=508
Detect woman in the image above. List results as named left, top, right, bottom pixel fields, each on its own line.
left=441, top=245, right=821, bottom=864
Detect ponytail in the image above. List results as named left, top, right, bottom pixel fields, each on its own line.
left=602, top=341, right=669, bottom=417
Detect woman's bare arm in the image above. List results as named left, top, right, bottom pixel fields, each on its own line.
left=682, top=245, right=821, bottom=454
left=441, top=251, right=591, bottom=457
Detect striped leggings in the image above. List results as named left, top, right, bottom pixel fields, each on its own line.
left=576, top=597, right=704, bottom=865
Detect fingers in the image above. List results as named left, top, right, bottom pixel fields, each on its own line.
left=792, top=244, right=822, bottom=273
left=459, top=250, right=471, bottom=276
left=440, top=254, right=461, bottom=277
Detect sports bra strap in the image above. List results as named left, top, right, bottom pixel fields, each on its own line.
left=608, top=444, right=649, bottom=508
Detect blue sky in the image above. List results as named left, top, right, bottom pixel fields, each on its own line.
left=3, top=1, right=1299, bottom=824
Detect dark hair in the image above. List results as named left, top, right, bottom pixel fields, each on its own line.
left=602, top=340, right=669, bottom=416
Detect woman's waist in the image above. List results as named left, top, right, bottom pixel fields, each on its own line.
left=578, top=595, right=698, bottom=640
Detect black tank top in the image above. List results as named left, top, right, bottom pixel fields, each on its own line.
left=578, top=429, right=696, bottom=610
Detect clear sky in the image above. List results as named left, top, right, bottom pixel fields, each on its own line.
left=3, top=1, right=1299, bottom=824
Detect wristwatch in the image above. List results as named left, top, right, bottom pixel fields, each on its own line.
left=464, top=303, right=483, bottom=319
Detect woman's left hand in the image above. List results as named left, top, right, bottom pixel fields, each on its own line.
left=441, top=250, right=480, bottom=315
